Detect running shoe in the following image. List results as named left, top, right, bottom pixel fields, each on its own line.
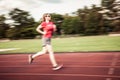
left=28, top=55, right=33, bottom=64
left=53, top=64, right=63, bottom=71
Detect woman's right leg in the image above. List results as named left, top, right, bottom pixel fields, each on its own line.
left=32, top=47, right=47, bottom=58
left=29, top=47, right=47, bottom=64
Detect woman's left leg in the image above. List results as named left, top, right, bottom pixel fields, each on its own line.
left=46, top=44, right=58, bottom=67
left=46, top=44, right=63, bottom=70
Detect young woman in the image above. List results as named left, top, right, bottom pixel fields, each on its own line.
left=28, top=13, right=63, bottom=70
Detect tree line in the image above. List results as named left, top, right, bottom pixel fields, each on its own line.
left=0, top=0, right=119, bottom=39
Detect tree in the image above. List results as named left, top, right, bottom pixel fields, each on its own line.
left=100, top=0, right=120, bottom=32
left=6, top=8, right=37, bottom=39
left=75, top=5, right=106, bottom=35
left=51, top=13, right=64, bottom=35
left=61, top=16, right=81, bottom=34
left=101, top=0, right=116, bottom=8
left=0, top=15, right=9, bottom=38
left=84, top=7, right=97, bottom=34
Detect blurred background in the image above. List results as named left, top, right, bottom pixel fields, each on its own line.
left=0, top=0, right=120, bottom=53
left=0, top=0, right=119, bottom=39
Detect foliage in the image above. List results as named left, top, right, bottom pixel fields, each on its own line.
left=6, top=8, right=37, bottom=39
left=101, top=0, right=116, bottom=8
left=0, top=15, right=9, bottom=38
left=51, top=13, right=64, bottom=35
left=61, top=16, right=82, bottom=34
left=101, top=0, right=120, bottom=32
left=83, top=5, right=107, bottom=35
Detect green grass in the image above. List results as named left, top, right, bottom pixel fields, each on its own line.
left=0, top=35, right=120, bottom=54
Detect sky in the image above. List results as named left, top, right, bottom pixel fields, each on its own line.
left=0, top=0, right=101, bottom=21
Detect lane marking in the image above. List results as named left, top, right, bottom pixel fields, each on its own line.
left=106, top=78, right=112, bottom=80
left=106, top=54, right=119, bottom=80
left=0, top=65, right=120, bottom=68
left=0, top=48, right=20, bottom=52
left=0, top=73, right=120, bottom=78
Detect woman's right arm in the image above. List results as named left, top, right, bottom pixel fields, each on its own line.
left=36, top=25, right=46, bottom=35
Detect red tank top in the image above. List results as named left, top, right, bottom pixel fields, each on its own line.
left=41, top=22, right=54, bottom=38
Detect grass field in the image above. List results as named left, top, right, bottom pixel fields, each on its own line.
left=0, top=35, right=120, bottom=54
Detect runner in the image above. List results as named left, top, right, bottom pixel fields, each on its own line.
left=28, top=13, right=63, bottom=70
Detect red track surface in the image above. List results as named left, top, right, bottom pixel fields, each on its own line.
left=0, top=52, right=120, bottom=80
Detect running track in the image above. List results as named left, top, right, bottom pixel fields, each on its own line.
left=0, top=52, right=120, bottom=80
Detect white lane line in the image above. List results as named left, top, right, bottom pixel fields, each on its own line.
left=106, top=54, right=119, bottom=80
left=108, top=68, right=115, bottom=75
left=0, top=73, right=120, bottom=78
left=108, top=54, right=119, bottom=75
left=0, top=65, right=120, bottom=68
left=106, top=78, right=112, bottom=80
left=0, top=48, right=20, bottom=52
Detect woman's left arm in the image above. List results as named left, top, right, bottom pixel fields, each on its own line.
left=53, top=25, right=57, bottom=32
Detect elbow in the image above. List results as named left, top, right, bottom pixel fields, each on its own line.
left=36, top=28, right=39, bottom=32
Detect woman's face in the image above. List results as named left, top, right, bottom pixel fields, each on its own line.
left=45, top=14, right=51, bottom=21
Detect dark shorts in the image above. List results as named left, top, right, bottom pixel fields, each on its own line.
left=42, top=37, right=51, bottom=47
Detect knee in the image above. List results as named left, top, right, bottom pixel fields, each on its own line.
left=46, top=45, right=53, bottom=52
left=42, top=49, right=47, bottom=54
